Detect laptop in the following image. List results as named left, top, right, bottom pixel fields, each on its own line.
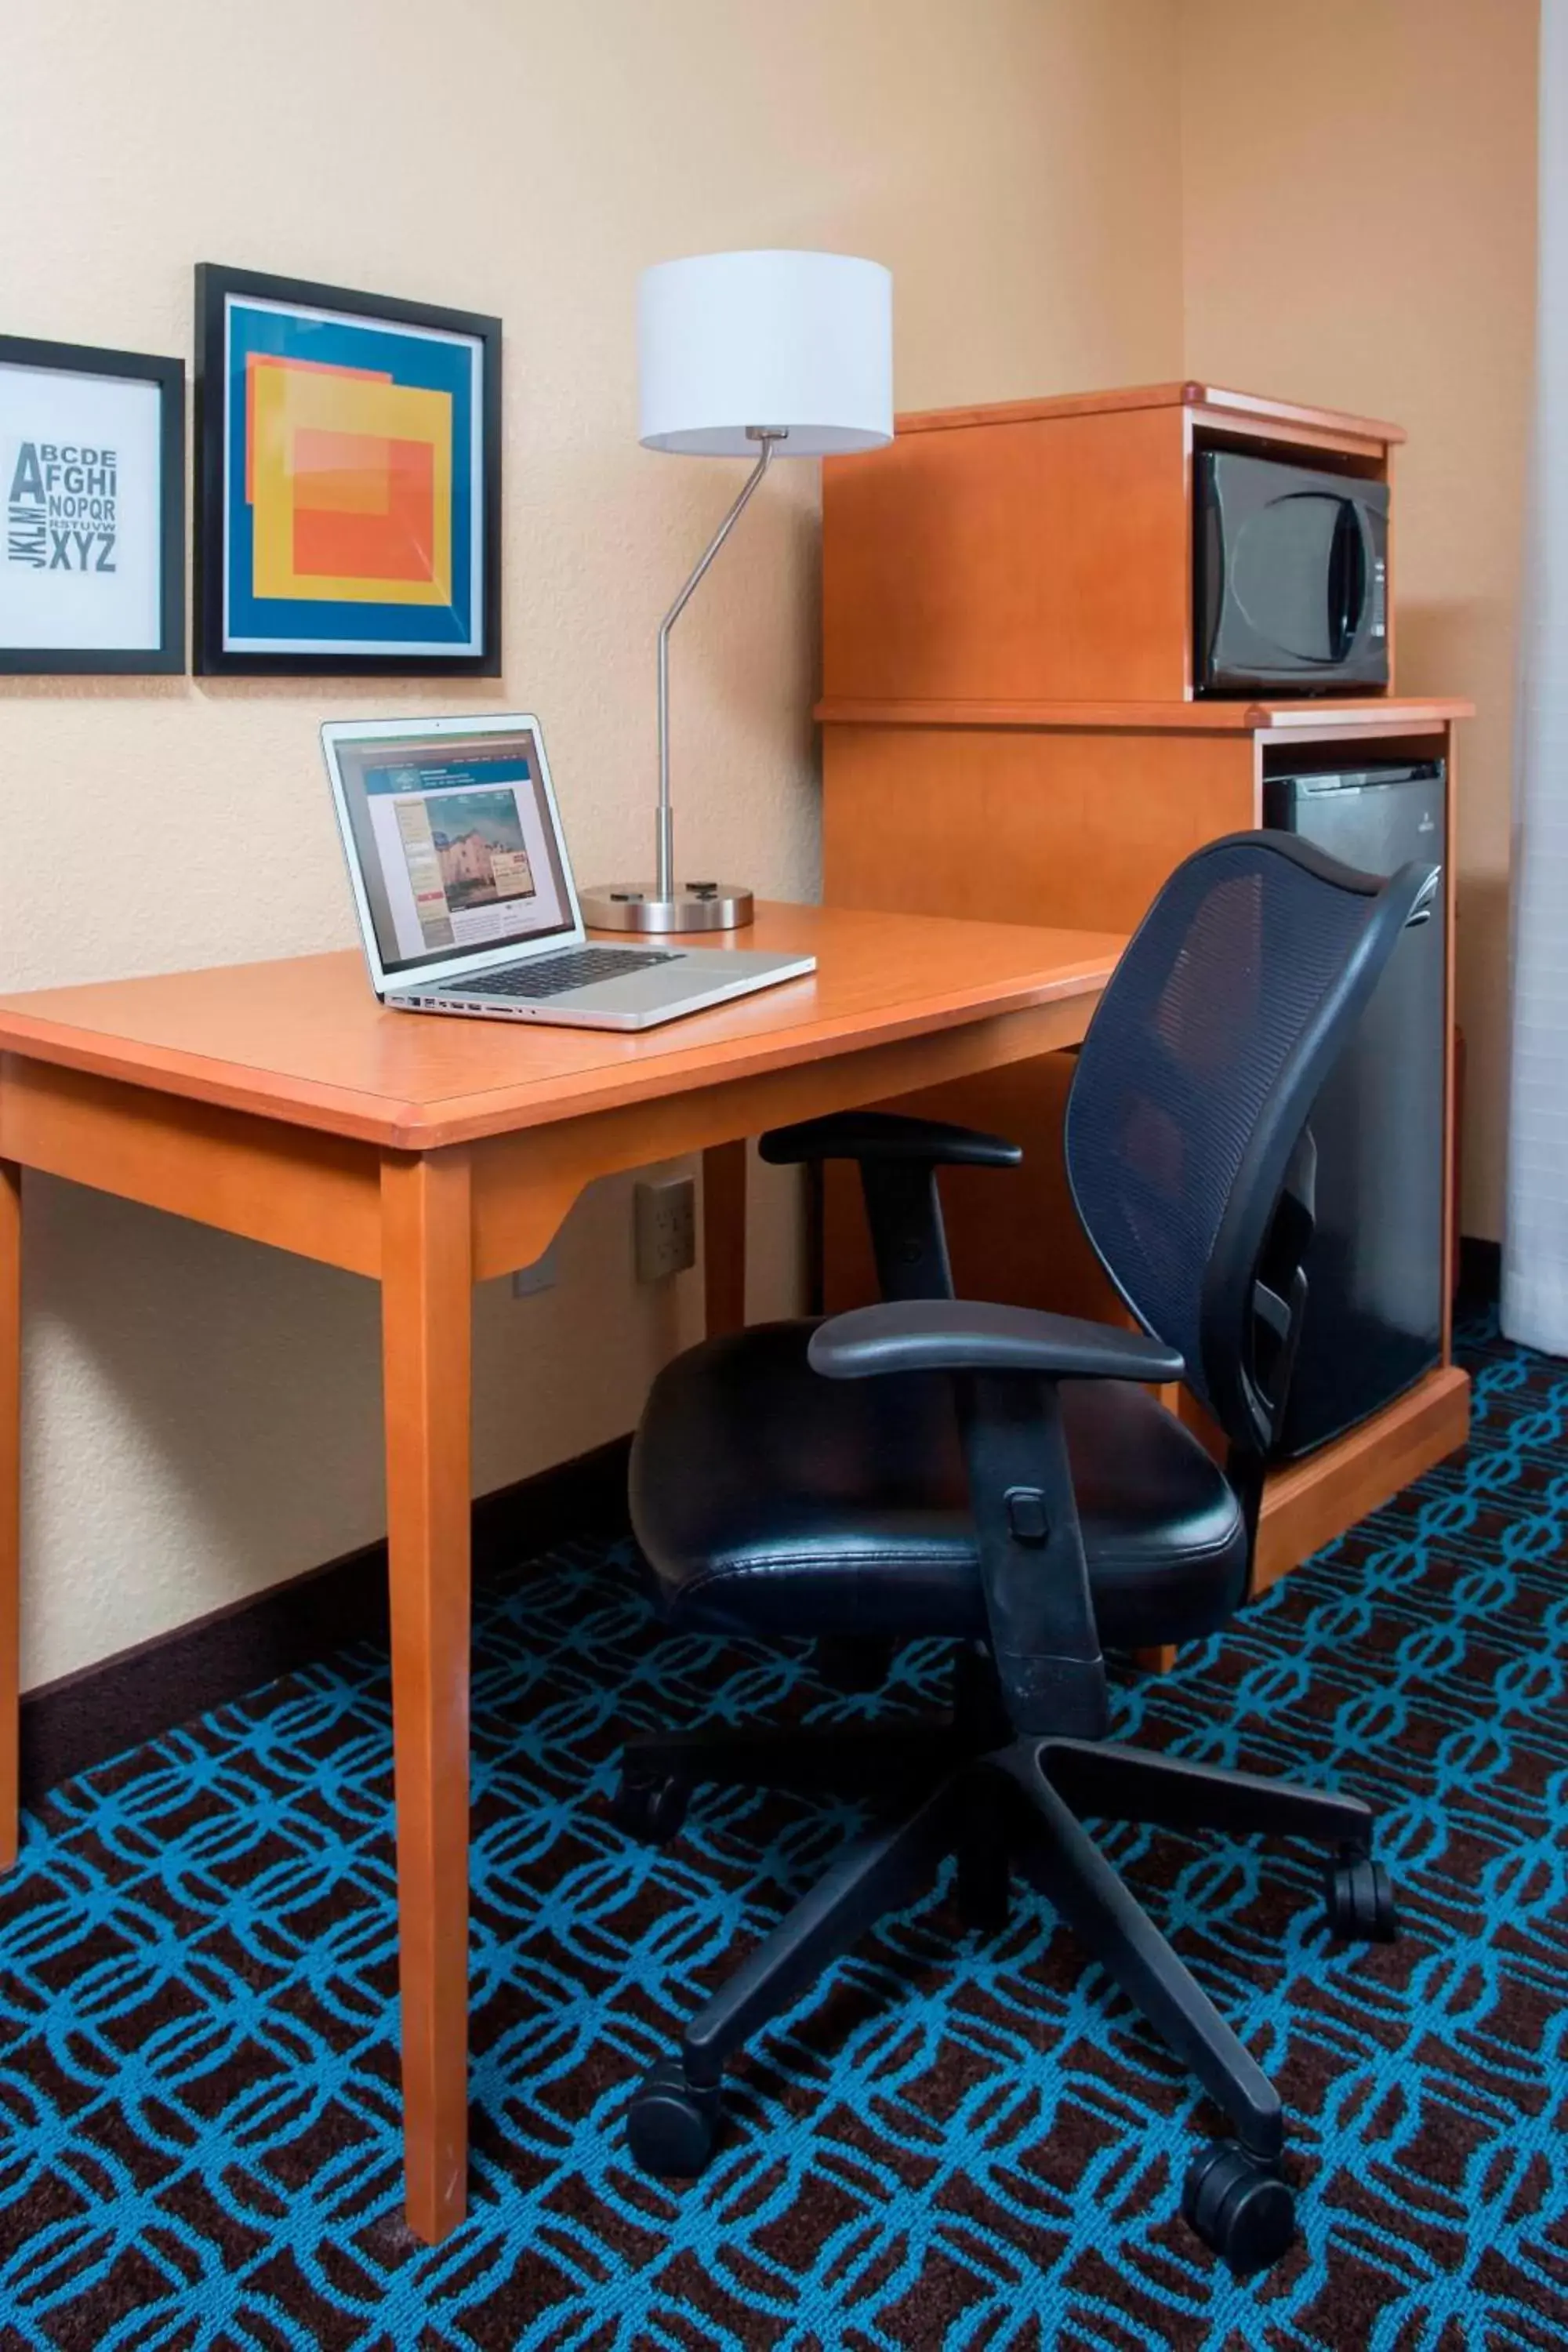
left=321, top=713, right=815, bottom=1030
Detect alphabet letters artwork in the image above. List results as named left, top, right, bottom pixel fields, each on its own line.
left=7, top=441, right=120, bottom=575
left=0, top=336, right=183, bottom=671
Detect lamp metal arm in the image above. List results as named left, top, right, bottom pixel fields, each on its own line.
left=655, top=426, right=784, bottom=899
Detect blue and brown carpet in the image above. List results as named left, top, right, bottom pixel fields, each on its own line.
left=0, top=1316, right=1564, bottom=2348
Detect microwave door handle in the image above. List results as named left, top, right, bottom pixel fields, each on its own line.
left=1352, top=497, right=1385, bottom=658
left=1327, top=499, right=1366, bottom=662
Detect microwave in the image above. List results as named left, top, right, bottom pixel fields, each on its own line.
left=1193, top=449, right=1390, bottom=695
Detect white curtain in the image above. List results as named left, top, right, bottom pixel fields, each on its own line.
left=1502, top=0, right=1568, bottom=1350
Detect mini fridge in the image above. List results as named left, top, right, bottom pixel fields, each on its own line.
left=1262, top=761, right=1446, bottom=1457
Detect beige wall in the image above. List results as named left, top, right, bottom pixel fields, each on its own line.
left=1, top=0, right=1185, bottom=1687
left=1179, top=0, right=1539, bottom=1239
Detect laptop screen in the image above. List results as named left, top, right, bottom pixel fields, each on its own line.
left=331, top=723, right=576, bottom=978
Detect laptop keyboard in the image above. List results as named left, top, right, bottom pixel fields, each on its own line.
left=468, top=947, right=680, bottom=1000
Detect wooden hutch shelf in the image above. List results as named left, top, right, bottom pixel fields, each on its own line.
left=890, top=381, right=1406, bottom=453
left=815, top=696, right=1472, bottom=733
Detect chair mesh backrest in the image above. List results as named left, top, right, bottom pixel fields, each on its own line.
left=1065, top=837, right=1382, bottom=1417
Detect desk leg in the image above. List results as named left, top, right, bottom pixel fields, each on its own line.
left=0, top=1161, right=18, bottom=1871
left=703, top=1141, right=747, bottom=1339
left=381, top=1150, right=473, bottom=2242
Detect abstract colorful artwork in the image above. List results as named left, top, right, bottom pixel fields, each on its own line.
left=194, top=266, right=500, bottom=673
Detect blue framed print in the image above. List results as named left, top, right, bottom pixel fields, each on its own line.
left=194, top=264, right=501, bottom=675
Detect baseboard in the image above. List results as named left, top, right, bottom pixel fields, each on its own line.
left=19, top=1433, right=633, bottom=1809
left=1457, top=1235, right=1501, bottom=1311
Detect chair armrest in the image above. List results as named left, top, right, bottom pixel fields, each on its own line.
left=808, top=1298, right=1184, bottom=1384
left=759, top=1110, right=1021, bottom=1171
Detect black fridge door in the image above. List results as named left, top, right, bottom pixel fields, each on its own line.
left=1264, top=765, right=1446, bottom=1457
left=1196, top=452, right=1390, bottom=693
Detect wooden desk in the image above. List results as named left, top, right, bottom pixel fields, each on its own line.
left=0, top=900, right=1119, bottom=2243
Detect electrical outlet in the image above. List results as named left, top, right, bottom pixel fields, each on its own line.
left=635, top=1175, right=695, bottom=1282
left=510, top=1239, right=560, bottom=1298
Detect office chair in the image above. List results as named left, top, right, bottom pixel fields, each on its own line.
left=612, top=832, right=1439, bottom=2271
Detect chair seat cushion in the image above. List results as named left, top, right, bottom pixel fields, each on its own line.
left=630, top=1320, right=1249, bottom=1652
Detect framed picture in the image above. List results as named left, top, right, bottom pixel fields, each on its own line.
left=0, top=335, right=184, bottom=674
left=194, top=264, right=502, bottom=676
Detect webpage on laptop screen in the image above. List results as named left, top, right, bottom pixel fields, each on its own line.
left=357, top=749, right=572, bottom=968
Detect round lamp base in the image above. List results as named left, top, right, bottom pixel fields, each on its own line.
left=579, top=882, right=754, bottom=934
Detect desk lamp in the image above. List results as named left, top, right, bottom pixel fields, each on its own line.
left=580, top=249, right=893, bottom=933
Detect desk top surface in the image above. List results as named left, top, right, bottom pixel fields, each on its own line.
left=0, top=903, right=1122, bottom=1149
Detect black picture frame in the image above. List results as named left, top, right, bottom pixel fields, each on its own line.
left=0, top=334, right=185, bottom=675
left=193, top=264, right=503, bottom=677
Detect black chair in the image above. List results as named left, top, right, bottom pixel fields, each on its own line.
left=612, top=832, right=1439, bottom=2272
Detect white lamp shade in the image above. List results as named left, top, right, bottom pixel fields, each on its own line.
left=638, top=249, right=893, bottom=457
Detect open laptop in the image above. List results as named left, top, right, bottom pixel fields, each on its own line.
left=321, top=713, right=815, bottom=1030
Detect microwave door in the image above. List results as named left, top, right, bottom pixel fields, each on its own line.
left=1196, top=449, right=1392, bottom=692
left=1228, top=491, right=1346, bottom=674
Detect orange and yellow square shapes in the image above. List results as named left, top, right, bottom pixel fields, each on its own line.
left=248, top=356, right=453, bottom=607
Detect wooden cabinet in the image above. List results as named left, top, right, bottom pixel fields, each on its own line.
left=822, top=380, right=1403, bottom=709
left=818, top=383, right=1472, bottom=1607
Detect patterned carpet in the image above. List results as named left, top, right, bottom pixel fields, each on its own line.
left=0, top=1316, right=1565, bottom=2350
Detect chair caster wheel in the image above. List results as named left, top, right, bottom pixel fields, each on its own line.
left=610, top=1772, right=690, bottom=1844
left=1181, top=2140, right=1296, bottom=2273
left=626, top=2061, right=722, bottom=2176
left=1325, top=1853, right=1399, bottom=1941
